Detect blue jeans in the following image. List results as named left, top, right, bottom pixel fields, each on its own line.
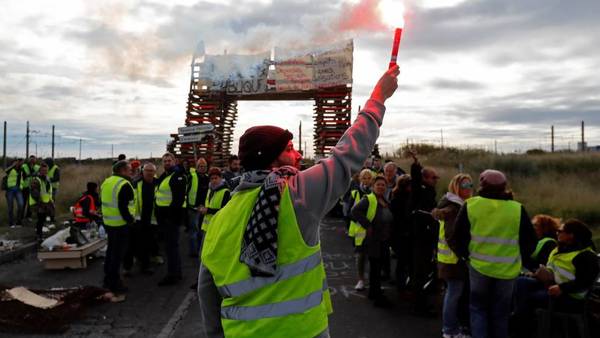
left=6, top=189, right=24, bottom=226
left=187, top=209, right=201, bottom=256
left=443, top=278, right=469, bottom=335
left=469, top=266, right=515, bottom=338
left=513, top=276, right=548, bottom=317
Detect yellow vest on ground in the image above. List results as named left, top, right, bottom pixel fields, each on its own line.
left=201, top=187, right=229, bottom=231
left=101, top=175, right=135, bottom=227
left=155, top=173, right=173, bottom=207
left=29, top=177, right=53, bottom=207
left=467, top=196, right=522, bottom=279
left=201, top=185, right=332, bottom=338
left=437, top=220, right=459, bottom=264
left=48, top=164, right=59, bottom=190
left=547, top=246, right=595, bottom=299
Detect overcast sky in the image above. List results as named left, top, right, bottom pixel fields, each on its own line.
left=1, top=0, right=599, bottom=159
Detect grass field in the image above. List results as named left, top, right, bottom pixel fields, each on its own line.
left=1, top=151, right=599, bottom=246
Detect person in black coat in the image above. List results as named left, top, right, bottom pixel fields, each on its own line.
left=389, top=174, right=412, bottom=290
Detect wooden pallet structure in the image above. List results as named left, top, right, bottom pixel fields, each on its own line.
left=168, top=41, right=353, bottom=167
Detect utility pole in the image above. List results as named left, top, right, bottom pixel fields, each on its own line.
left=494, top=140, right=498, bottom=154
left=440, top=129, right=444, bottom=149
left=581, top=120, right=585, bottom=152
left=299, top=121, right=302, bottom=153
left=79, top=138, right=82, bottom=162
left=51, top=125, right=55, bottom=159
left=26, top=121, right=30, bottom=158
left=111, top=144, right=114, bottom=158
left=551, top=125, right=555, bottom=153
left=2, top=121, right=6, bottom=169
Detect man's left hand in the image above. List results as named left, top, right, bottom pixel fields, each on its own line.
left=547, top=284, right=562, bottom=297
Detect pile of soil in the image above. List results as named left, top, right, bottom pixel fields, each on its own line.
left=0, top=285, right=108, bottom=334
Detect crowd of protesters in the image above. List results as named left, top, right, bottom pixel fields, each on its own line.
left=343, top=152, right=599, bottom=338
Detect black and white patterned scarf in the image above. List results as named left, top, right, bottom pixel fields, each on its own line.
left=239, top=166, right=299, bottom=277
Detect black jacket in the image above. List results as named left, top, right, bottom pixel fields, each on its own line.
left=134, top=177, right=156, bottom=225
left=155, top=166, right=187, bottom=220
left=116, top=175, right=135, bottom=224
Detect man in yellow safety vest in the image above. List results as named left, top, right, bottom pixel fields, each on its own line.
left=198, top=65, right=400, bottom=338
left=3, top=159, right=24, bottom=227
left=101, top=160, right=135, bottom=294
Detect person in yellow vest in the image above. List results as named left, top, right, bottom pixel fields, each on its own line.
left=432, top=173, right=473, bottom=338
left=198, top=65, right=399, bottom=338
left=347, top=168, right=373, bottom=291
left=351, top=176, right=394, bottom=307
left=45, top=158, right=60, bottom=200
left=450, top=169, right=537, bottom=338
left=29, top=162, right=54, bottom=241
left=187, top=157, right=210, bottom=257
left=124, top=162, right=157, bottom=276
left=512, top=219, right=598, bottom=336
left=525, top=214, right=559, bottom=269
left=199, top=167, right=230, bottom=235
left=21, top=155, right=40, bottom=219
left=155, top=152, right=187, bottom=286
left=101, top=160, right=135, bottom=294
left=3, top=159, right=24, bottom=227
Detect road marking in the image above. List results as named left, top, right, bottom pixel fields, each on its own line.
left=157, top=291, right=195, bottom=338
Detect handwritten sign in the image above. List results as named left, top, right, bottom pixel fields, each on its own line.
left=194, top=40, right=353, bottom=95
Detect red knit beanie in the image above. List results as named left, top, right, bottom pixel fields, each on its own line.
left=238, top=126, right=293, bottom=170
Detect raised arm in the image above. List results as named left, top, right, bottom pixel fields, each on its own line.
left=289, top=66, right=400, bottom=246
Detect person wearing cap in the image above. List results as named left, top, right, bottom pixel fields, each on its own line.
left=72, top=182, right=100, bottom=229
left=198, top=65, right=399, bottom=338
left=100, top=160, right=135, bottom=294
left=187, top=158, right=210, bottom=257
left=449, top=169, right=536, bottom=338
left=4, top=158, right=24, bottom=227
left=199, top=167, right=231, bottom=234
left=155, top=152, right=187, bottom=286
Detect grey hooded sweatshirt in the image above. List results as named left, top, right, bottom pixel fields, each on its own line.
left=197, top=99, right=386, bottom=337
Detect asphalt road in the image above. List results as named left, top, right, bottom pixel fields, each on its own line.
left=0, top=218, right=441, bottom=337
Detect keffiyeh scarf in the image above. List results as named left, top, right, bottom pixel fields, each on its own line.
left=239, top=166, right=299, bottom=277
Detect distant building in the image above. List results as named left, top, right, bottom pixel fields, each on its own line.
left=589, top=145, right=600, bottom=152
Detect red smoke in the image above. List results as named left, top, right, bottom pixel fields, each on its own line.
left=338, top=0, right=388, bottom=32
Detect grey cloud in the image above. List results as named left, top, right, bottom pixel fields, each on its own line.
left=430, top=78, right=486, bottom=90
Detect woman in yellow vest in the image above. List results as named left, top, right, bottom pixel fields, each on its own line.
left=198, top=66, right=400, bottom=338
left=351, top=176, right=394, bottom=307
left=513, top=220, right=598, bottom=331
left=199, top=167, right=231, bottom=233
left=450, top=169, right=537, bottom=338
left=347, top=168, right=373, bottom=291
left=526, top=214, right=559, bottom=269
left=432, top=173, right=473, bottom=338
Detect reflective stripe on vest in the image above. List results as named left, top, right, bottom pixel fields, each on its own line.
left=467, top=196, right=522, bottom=279
left=437, top=220, right=459, bottom=264
left=547, top=246, right=595, bottom=299
left=531, top=237, right=556, bottom=260
left=201, top=187, right=229, bottom=231
left=73, top=194, right=96, bottom=223
left=155, top=173, right=173, bottom=206
left=352, top=193, right=377, bottom=246
left=29, top=177, right=53, bottom=206
left=48, top=165, right=59, bottom=189
left=7, top=168, right=19, bottom=189
left=201, top=186, right=330, bottom=338
left=101, top=176, right=135, bottom=227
